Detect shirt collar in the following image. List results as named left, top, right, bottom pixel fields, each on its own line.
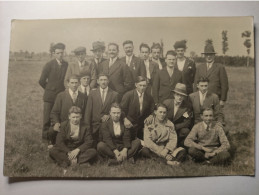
left=56, top=59, right=62, bottom=65
left=199, top=91, right=207, bottom=97
left=110, top=57, right=118, bottom=63
left=100, top=87, right=108, bottom=93
left=69, top=88, right=78, bottom=96
left=174, top=99, right=181, bottom=106
left=136, top=89, right=143, bottom=97
left=78, top=60, right=85, bottom=67
left=81, top=84, right=89, bottom=90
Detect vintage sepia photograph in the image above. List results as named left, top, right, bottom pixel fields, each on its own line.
left=4, top=17, right=255, bottom=178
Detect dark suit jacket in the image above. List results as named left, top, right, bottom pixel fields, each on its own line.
left=84, top=87, right=118, bottom=134
left=90, top=57, right=106, bottom=77
left=64, top=60, right=97, bottom=89
left=120, top=89, right=155, bottom=125
left=152, top=58, right=166, bottom=69
left=50, top=90, right=87, bottom=125
left=142, top=60, right=159, bottom=85
left=189, top=91, right=224, bottom=124
left=177, top=58, right=196, bottom=95
left=121, top=55, right=146, bottom=82
left=55, top=120, right=93, bottom=153
left=39, top=59, right=68, bottom=103
left=163, top=99, right=192, bottom=131
left=194, top=62, right=229, bottom=101
left=100, top=118, right=131, bottom=151
left=99, top=58, right=134, bottom=95
left=152, top=67, right=182, bottom=103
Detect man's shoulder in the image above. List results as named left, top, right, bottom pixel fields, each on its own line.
left=60, top=120, right=70, bottom=128
left=163, top=98, right=173, bottom=106
left=192, top=121, right=203, bottom=129
left=189, top=91, right=198, bottom=98
left=108, top=88, right=118, bottom=96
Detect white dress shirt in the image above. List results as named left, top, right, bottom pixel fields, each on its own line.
left=144, top=59, right=151, bottom=79
left=80, top=85, right=90, bottom=95
left=177, top=59, right=186, bottom=71
left=100, top=87, right=108, bottom=103
left=56, top=59, right=62, bottom=66
left=199, top=91, right=207, bottom=106
left=207, top=61, right=214, bottom=70
left=136, top=90, right=144, bottom=113
left=113, top=121, right=121, bottom=137
left=70, top=123, right=80, bottom=140
left=126, top=55, right=133, bottom=66
left=109, top=57, right=118, bottom=67
left=69, top=89, right=79, bottom=102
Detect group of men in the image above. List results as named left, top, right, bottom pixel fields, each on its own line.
left=39, top=39, right=230, bottom=168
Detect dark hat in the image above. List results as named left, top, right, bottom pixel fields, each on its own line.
left=91, top=41, right=105, bottom=51
left=174, top=40, right=187, bottom=49
left=172, top=83, right=187, bottom=96
left=202, top=39, right=216, bottom=54
left=73, top=47, right=86, bottom=54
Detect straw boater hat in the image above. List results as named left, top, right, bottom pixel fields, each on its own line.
left=172, top=83, right=188, bottom=96
left=202, top=39, right=217, bottom=54
left=91, top=41, right=105, bottom=51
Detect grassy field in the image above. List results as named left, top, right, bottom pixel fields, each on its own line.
left=3, top=59, right=255, bottom=177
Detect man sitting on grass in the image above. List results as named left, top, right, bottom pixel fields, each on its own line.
left=184, top=107, right=230, bottom=165
left=142, top=103, right=187, bottom=166
left=97, top=103, right=141, bottom=166
left=49, top=106, right=97, bottom=168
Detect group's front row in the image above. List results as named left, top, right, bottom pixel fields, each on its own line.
left=49, top=97, right=231, bottom=168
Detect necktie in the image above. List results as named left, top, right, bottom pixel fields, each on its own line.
left=206, top=125, right=210, bottom=131
left=84, top=87, right=87, bottom=95
left=101, top=89, right=105, bottom=104
left=72, top=92, right=77, bottom=103
left=201, top=93, right=206, bottom=106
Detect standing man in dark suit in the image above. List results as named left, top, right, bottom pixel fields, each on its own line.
left=121, top=76, right=155, bottom=141
left=39, top=43, right=68, bottom=140
left=84, top=73, right=118, bottom=146
left=139, top=43, right=159, bottom=96
left=152, top=50, right=182, bottom=104
left=48, top=75, right=87, bottom=145
left=163, top=83, right=193, bottom=147
left=99, top=43, right=134, bottom=102
left=90, top=41, right=106, bottom=76
left=151, top=43, right=166, bottom=70
left=78, top=72, right=91, bottom=97
left=97, top=103, right=141, bottom=166
left=174, top=40, right=196, bottom=95
left=194, top=40, right=229, bottom=107
left=121, top=40, right=146, bottom=81
left=49, top=106, right=97, bottom=168
left=64, top=46, right=97, bottom=89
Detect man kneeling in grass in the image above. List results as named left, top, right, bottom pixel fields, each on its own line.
left=142, top=103, right=187, bottom=166
left=49, top=106, right=97, bottom=168
left=97, top=103, right=141, bottom=166
left=184, top=107, right=230, bottom=165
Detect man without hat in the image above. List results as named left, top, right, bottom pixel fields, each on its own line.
left=174, top=40, right=196, bottom=95
left=194, top=39, right=229, bottom=108
left=64, top=46, right=97, bottom=89
left=90, top=41, right=106, bottom=76
left=39, top=43, right=68, bottom=140
left=151, top=43, right=166, bottom=70
left=78, top=72, right=91, bottom=98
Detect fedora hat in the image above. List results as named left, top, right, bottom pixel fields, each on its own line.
left=172, top=83, right=187, bottom=96
left=201, top=39, right=216, bottom=54
left=91, top=41, right=105, bottom=51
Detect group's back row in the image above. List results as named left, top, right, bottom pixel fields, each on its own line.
left=39, top=40, right=229, bottom=166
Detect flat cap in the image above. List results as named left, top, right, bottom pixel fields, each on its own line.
left=73, top=47, right=86, bottom=54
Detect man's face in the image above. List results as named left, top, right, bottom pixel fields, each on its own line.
left=201, top=110, right=214, bottom=125
left=151, top=48, right=161, bottom=60
left=108, top=45, right=119, bottom=59
left=174, top=93, right=185, bottom=104
left=69, top=113, right=82, bottom=125
left=205, top=54, right=215, bottom=63
left=80, top=76, right=90, bottom=87
left=135, top=81, right=147, bottom=94
left=123, top=43, right=134, bottom=57
left=93, top=48, right=104, bottom=59
left=140, top=47, right=150, bottom=60
left=98, top=76, right=109, bottom=89
left=110, top=107, right=121, bottom=122
left=166, top=54, right=177, bottom=68
left=53, top=49, right=64, bottom=61
left=155, top=106, right=167, bottom=122
left=76, top=52, right=86, bottom=63
left=197, top=81, right=209, bottom=94
left=176, top=48, right=185, bottom=59
left=68, top=78, right=80, bottom=92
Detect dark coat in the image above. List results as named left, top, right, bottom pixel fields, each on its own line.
left=50, top=90, right=87, bottom=125
left=194, top=62, right=229, bottom=101
left=84, top=87, right=118, bottom=134
left=55, top=120, right=94, bottom=153
left=90, top=57, right=106, bottom=77
left=39, top=59, right=68, bottom=103
left=152, top=67, right=182, bottom=103
left=177, top=58, right=196, bottom=95
left=99, top=58, right=134, bottom=96
left=120, top=89, right=155, bottom=125
left=121, top=55, right=146, bottom=82
left=100, top=118, right=131, bottom=151
left=163, top=99, right=192, bottom=131
left=142, top=60, right=159, bottom=85
left=189, top=91, right=224, bottom=124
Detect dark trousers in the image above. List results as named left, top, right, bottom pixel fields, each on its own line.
left=128, top=123, right=144, bottom=141
left=49, top=147, right=97, bottom=167
left=97, top=139, right=141, bottom=159
left=188, top=147, right=231, bottom=165
left=176, top=127, right=190, bottom=148
left=43, top=102, right=54, bottom=140
left=48, top=126, right=58, bottom=145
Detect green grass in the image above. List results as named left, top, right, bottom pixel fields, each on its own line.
left=4, top=61, right=255, bottom=177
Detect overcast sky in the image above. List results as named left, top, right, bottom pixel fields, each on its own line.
left=10, top=17, right=254, bottom=57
